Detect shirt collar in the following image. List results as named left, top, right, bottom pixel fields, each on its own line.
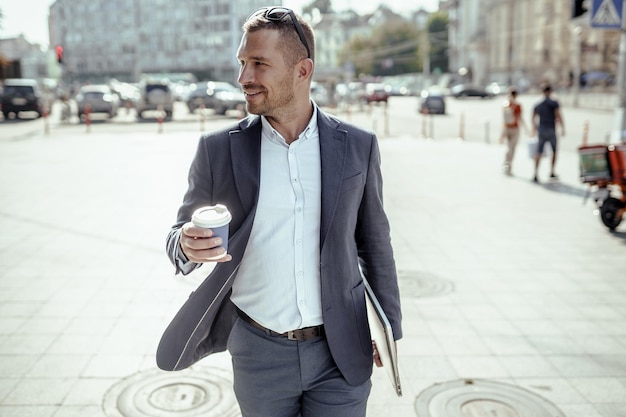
left=260, top=104, right=318, bottom=145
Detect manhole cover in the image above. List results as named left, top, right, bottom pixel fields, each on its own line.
left=103, top=367, right=239, bottom=417
left=414, top=379, right=566, bottom=417
left=398, top=270, right=454, bottom=298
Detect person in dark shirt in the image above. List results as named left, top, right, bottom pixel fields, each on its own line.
left=531, top=84, right=565, bottom=183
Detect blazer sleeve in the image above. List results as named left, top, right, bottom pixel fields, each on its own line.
left=164, top=119, right=256, bottom=275
left=356, top=133, right=402, bottom=341
left=165, top=134, right=215, bottom=275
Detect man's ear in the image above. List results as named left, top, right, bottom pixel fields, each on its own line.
left=297, top=58, right=314, bottom=80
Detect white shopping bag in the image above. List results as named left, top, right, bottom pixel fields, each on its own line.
left=527, top=137, right=551, bottom=159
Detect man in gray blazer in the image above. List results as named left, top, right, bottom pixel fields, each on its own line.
left=157, top=7, right=401, bottom=417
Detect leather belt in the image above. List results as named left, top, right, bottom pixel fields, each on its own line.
left=236, top=307, right=324, bottom=341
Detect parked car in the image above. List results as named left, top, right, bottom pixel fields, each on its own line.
left=172, top=81, right=193, bottom=102
left=363, top=83, right=390, bottom=104
left=485, top=82, right=510, bottom=96
left=1, top=78, right=43, bottom=119
left=310, top=81, right=329, bottom=107
left=136, top=80, right=174, bottom=119
left=109, top=80, right=141, bottom=108
left=186, top=81, right=245, bottom=115
left=581, top=71, right=614, bottom=87
left=75, top=84, right=120, bottom=120
left=335, top=82, right=365, bottom=105
left=419, top=89, right=446, bottom=114
left=451, top=84, right=492, bottom=98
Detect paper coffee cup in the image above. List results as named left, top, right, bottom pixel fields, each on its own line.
left=191, top=204, right=232, bottom=260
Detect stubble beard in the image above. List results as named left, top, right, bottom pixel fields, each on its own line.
left=246, top=73, right=296, bottom=120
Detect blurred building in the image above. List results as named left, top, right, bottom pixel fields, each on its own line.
left=36, top=0, right=624, bottom=91
left=312, top=9, right=388, bottom=83
left=446, top=0, right=621, bottom=90
left=47, top=1, right=431, bottom=86
left=0, top=36, right=50, bottom=80
left=48, top=0, right=270, bottom=84
left=313, top=10, right=361, bottom=82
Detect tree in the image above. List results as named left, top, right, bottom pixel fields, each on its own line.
left=372, top=21, right=422, bottom=76
left=339, top=35, right=375, bottom=76
left=339, top=21, right=422, bottom=77
left=427, top=11, right=449, bottom=74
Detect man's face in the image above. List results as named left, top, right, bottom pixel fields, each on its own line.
left=236, top=29, right=297, bottom=117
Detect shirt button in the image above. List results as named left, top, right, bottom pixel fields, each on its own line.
left=296, top=239, right=302, bottom=245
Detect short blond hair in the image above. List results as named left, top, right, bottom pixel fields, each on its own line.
left=243, top=10, right=315, bottom=67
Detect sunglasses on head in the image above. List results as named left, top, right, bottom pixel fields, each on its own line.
left=248, top=7, right=311, bottom=59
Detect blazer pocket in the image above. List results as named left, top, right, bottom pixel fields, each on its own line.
left=351, top=280, right=372, bottom=355
left=340, top=173, right=364, bottom=193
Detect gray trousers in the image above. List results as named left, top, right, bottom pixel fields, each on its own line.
left=228, top=317, right=371, bottom=417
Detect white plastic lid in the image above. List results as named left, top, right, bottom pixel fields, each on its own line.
left=191, top=204, right=232, bottom=228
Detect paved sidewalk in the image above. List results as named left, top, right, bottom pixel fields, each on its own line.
left=0, top=123, right=625, bottom=417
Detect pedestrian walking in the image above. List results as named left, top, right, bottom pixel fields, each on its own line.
left=531, top=84, right=565, bottom=182
left=501, top=87, right=526, bottom=175
left=157, top=7, right=402, bottom=417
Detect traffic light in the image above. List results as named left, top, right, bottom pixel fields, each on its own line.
left=572, top=0, right=588, bottom=18
left=55, top=45, right=64, bottom=64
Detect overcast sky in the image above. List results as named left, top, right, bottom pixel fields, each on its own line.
left=0, top=0, right=439, bottom=49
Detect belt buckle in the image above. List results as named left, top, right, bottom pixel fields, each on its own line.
left=287, top=330, right=298, bottom=341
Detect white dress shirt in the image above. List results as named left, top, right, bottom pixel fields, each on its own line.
left=231, top=108, right=322, bottom=333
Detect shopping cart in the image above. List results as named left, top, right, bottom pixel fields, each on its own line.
left=579, top=143, right=626, bottom=231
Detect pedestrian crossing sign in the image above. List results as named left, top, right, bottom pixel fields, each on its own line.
left=591, top=0, right=623, bottom=29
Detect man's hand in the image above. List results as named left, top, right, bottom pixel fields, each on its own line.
left=179, top=222, right=232, bottom=263
left=372, top=341, right=383, bottom=367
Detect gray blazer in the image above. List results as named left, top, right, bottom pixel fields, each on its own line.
left=157, top=109, right=402, bottom=387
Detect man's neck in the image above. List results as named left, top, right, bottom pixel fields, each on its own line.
left=266, top=101, right=314, bottom=145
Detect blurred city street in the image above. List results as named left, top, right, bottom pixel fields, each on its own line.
left=1, top=95, right=625, bottom=417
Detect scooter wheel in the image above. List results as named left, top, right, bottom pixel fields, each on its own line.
left=599, top=197, right=623, bottom=231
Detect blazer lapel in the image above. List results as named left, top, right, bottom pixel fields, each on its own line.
left=229, top=117, right=262, bottom=213
left=318, top=112, right=348, bottom=248
left=229, top=112, right=346, bottom=248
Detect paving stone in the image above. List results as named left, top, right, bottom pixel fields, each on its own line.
left=1, top=124, right=625, bottom=415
